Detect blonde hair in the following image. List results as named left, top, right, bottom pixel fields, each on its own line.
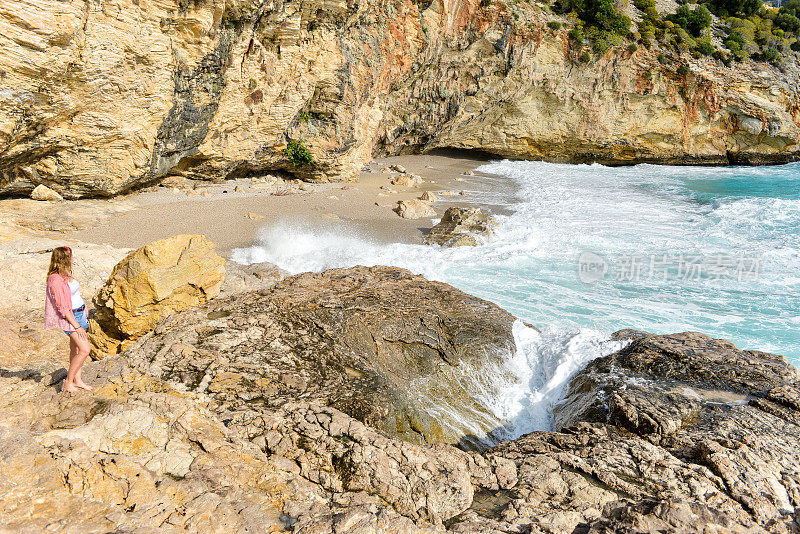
left=48, top=246, right=73, bottom=278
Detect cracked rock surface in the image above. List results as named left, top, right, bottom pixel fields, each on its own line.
left=1, top=266, right=799, bottom=533
left=125, top=265, right=519, bottom=447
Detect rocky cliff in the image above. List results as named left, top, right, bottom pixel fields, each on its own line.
left=1, top=0, right=798, bottom=197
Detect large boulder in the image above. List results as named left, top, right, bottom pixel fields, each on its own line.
left=124, top=265, right=520, bottom=447
left=89, top=235, right=225, bottom=358
left=424, top=207, right=497, bottom=247
left=391, top=174, right=423, bottom=187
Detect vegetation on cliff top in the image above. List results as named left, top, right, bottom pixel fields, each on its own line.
left=550, top=0, right=799, bottom=65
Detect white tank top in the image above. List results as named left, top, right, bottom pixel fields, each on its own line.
left=68, top=279, right=85, bottom=310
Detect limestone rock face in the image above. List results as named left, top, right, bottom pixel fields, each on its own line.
left=1, top=0, right=798, bottom=197
left=394, top=199, right=436, bottom=219
left=425, top=207, right=497, bottom=247
left=90, top=235, right=225, bottom=357
left=0, top=357, right=478, bottom=532
left=125, top=265, right=519, bottom=447
left=218, top=260, right=286, bottom=297
left=257, top=402, right=475, bottom=527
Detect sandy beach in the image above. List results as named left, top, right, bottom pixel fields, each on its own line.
left=58, top=151, right=497, bottom=255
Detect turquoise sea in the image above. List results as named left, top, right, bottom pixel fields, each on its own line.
left=233, top=161, right=800, bottom=440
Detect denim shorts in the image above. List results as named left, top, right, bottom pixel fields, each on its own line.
left=64, top=307, right=89, bottom=335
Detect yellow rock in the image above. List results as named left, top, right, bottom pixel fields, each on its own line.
left=88, top=318, right=122, bottom=360
left=91, top=235, right=225, bottom=354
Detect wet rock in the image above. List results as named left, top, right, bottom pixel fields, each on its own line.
left=555, top=331, right=800, bottom=432
left=486, top=331, right=800, bottom=534
left=29, top=185, right=63, bottom=201
left=394, top=199, right=435, bottom=219
left=424, top=207, right=497, bottom=247
left=124, top=265, right=518, bottom=446
left=89, top=235, right=225, bottom=358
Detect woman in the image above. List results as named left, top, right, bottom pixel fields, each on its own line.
left=45, top=246, right=93, bottom=393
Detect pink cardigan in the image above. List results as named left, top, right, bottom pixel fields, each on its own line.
left=45, top=273, right=74, bottom=331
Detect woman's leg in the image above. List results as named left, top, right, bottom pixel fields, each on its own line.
left=63, top=336, right=80, bottom=393
left=65, top=331, right=92, bottom=392
left=74, top=364, right=93, bottom=391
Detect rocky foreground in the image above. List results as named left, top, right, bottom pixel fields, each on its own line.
left=1, top=261, right=799, bottom=532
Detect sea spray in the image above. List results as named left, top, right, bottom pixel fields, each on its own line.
left=400, top=321, right=625, bottom=448
left=485, top=322, right=627, bottom=443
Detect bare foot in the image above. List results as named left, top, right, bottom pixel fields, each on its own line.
left=75, top=380, right=94, bottom=392
left=62, top=382, right=80, bottom=394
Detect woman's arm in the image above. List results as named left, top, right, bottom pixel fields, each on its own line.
left=48, top=276, right=85, bottom=335
left=63, top=309, right=83, bottom=331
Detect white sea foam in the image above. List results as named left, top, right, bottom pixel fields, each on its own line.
left=231, top=160, right=800, bottom=442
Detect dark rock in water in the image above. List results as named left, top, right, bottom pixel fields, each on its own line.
left=449, top=331, right=800, bottom=533
left=555, top=330, right=800, bottom=433
left=424, top=207, right=497, bottom=247
left=125, top=265, right=519, bottom=446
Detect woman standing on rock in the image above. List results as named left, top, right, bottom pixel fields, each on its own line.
left=45, top=246, right=93, bottom=393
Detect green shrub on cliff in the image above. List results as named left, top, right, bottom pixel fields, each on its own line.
left=761, top=47, right=780, bottom=60
left=284, top=139, right=313, bottom=166
left=695, top=37, right=715, bottom=55
left=565, top=0, right=798, bottom=64
left=775, top=12, right=800, bottom=34
left=667, top=4, right=712, bottom=37
left=553, top=0, right=631, bottom=52
left=710, top=0, right=760, bottom=18
left=568, top=26, right=585, bottom=44
left=633, top=0, right=658, bottom=19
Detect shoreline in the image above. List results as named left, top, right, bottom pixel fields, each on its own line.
left=60, top=152, right=498, bottom=256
